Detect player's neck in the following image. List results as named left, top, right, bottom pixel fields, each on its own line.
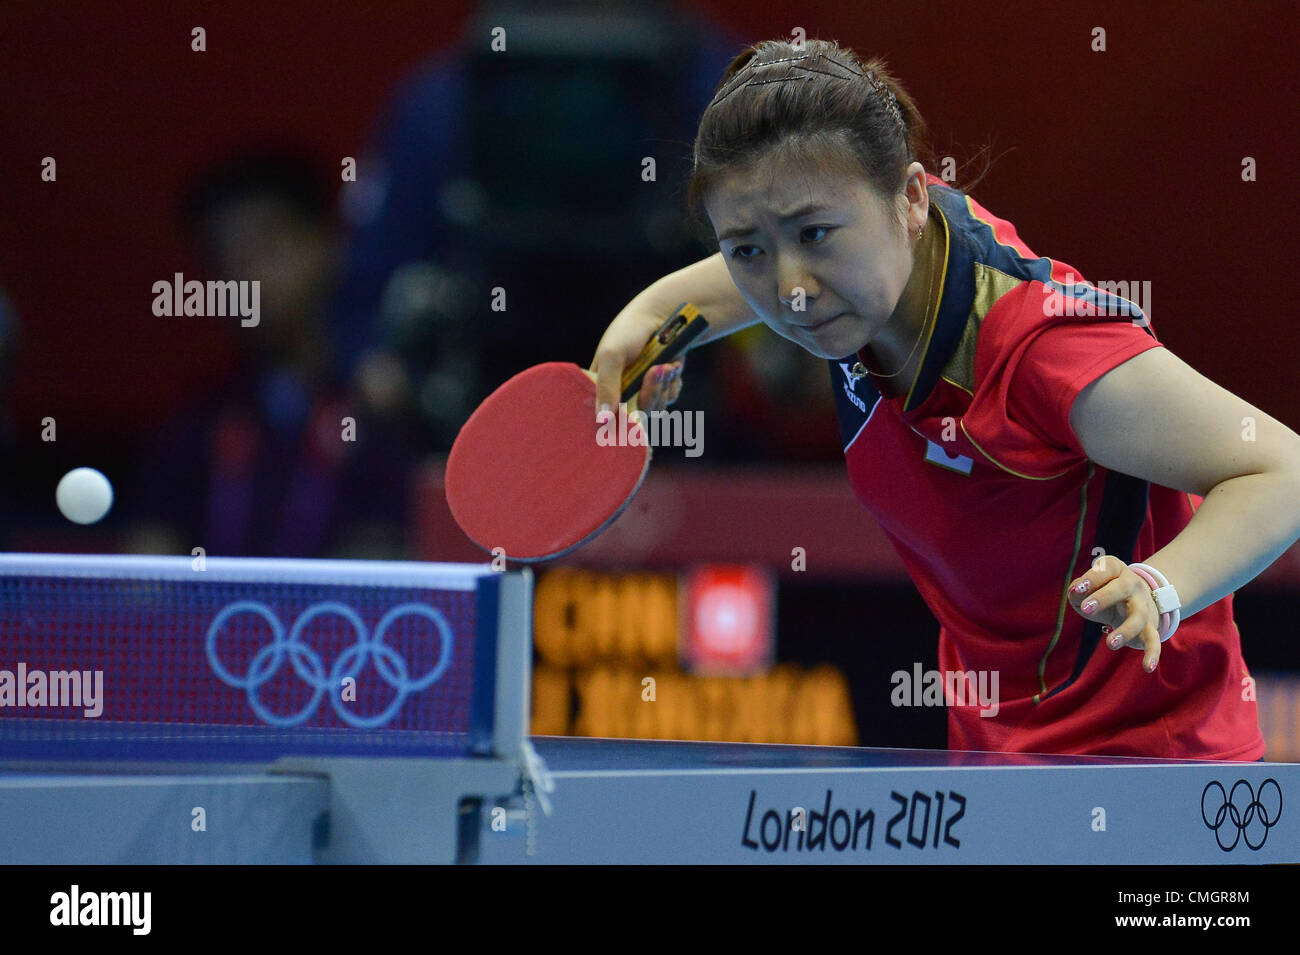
left=863, top=234, right=937, bottom=401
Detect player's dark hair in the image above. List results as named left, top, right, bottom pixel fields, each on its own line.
left=182, top=149, right=331, bottom=237
left=686, top=38, right=986, bottom=243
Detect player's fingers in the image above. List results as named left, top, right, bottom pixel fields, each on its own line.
left=659, top=360, right=685, bottom=407
left=1075, top=578, right=1125, bottom=625
left=1102, top=598, right=1161, bottom=671
left=637, top=359, right=685, bottom=412
left=1138, top=622, right=1162, bottom=673
left=638, top=366, right=666, bottom=413
left=653, top=365, right=683, bottom=411
left=1105, top=600, right=1148, bottom=651
left=592, top=347, right=626, bottom=420
left=1068, top=554, right=1122, bottom=611
left=664, top=372, right=684, bottom=407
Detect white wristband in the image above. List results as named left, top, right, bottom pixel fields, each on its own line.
left=1129, top=562, right=1181, bottom=642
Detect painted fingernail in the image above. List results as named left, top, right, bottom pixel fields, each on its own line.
left=1145, top=660, right=1157, bottom=673
left=1081, top=599, right=1097, bottom=614
left=1073, top=580, right=1091, bottom=594
left=1109, top=635, right=1122, bottom=649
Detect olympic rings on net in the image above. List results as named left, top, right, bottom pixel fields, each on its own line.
left=205, top=600, right=453, bottom=728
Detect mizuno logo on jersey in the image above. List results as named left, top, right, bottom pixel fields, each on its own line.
left=838, top=362, right=866, bottom=412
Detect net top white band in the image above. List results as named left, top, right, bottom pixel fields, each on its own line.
left=0, top=554, right=498, bottom=592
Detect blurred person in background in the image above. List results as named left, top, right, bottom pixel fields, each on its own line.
left=334, top=0, right=837, bottom=460
left=126, top=150, right=423, bottom=559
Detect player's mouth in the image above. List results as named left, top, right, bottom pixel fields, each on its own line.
left=799, top=313, right=846, bottom=332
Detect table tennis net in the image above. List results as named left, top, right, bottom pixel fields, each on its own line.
left=0, top=558, right=486, bottom=759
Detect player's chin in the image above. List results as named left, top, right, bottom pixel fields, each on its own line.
left=789, top=323, right=867, bottom=360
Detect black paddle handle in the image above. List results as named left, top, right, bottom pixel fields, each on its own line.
left=618, top=303, right=710, bottom=403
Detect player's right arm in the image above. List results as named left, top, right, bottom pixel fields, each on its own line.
left=591, top=251, right=761, bottom=413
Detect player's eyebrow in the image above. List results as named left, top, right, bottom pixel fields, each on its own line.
left=717, top=203, right=833, bottom=243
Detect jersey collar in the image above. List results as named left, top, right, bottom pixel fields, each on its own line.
left=858, top=194, right=972, bottom=414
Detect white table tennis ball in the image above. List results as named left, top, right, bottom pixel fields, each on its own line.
left=56, top=467, right=114, bottom=524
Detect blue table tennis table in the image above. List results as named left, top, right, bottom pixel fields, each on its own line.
left=0, top=555, right=1293, bottom=865
left=4, top=736, right=1293, bottom=864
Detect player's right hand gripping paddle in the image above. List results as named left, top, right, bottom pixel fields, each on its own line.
left=445, top=303, right=708, bottom=562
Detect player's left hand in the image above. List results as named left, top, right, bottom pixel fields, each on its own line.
left=1068, top=555, right=1162, bottom=674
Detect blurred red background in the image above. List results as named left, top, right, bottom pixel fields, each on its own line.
left=1, top=0, right=1296, bottom=446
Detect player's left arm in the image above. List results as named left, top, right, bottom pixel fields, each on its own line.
left=1064, top=346, right=1300, bottom=672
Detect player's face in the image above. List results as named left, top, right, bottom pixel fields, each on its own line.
left=706, top=157, right=915, bottom=359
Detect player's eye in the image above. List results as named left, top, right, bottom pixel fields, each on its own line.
left=729, top=226, right=832, bottom=262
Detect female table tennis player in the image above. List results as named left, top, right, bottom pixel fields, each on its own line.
left=591, top=39, right=1300, bottom=760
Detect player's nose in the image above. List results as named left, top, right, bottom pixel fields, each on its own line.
left=777, top=263, right=818, bottom=309
left=778, top=282, right=818, bottom=309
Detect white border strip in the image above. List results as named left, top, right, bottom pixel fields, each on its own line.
left=547, top=761, right=1227, bottom=779
left=0, top=554, right=494, bottom=591
left=844, top=395, right=883, bottom=453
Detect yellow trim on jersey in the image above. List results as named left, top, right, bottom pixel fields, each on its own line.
left=902, top=203, right=951, bottom=409
left=959, top=419, right=1074, bottom=481
left=939, top=374, right=974, bottom=397
left=1034, top=463, right=1095, bottom=702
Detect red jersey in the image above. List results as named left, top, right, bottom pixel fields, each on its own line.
left=827, top=175, right=1263, bottom=760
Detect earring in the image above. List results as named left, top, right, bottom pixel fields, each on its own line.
left=916, top=227, right=924, bottom=240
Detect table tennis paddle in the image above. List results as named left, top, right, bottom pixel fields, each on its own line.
left=446, top=303, right=709, bottom=562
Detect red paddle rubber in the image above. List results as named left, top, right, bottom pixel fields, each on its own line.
left=446, top=362, right=650, bottom=561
